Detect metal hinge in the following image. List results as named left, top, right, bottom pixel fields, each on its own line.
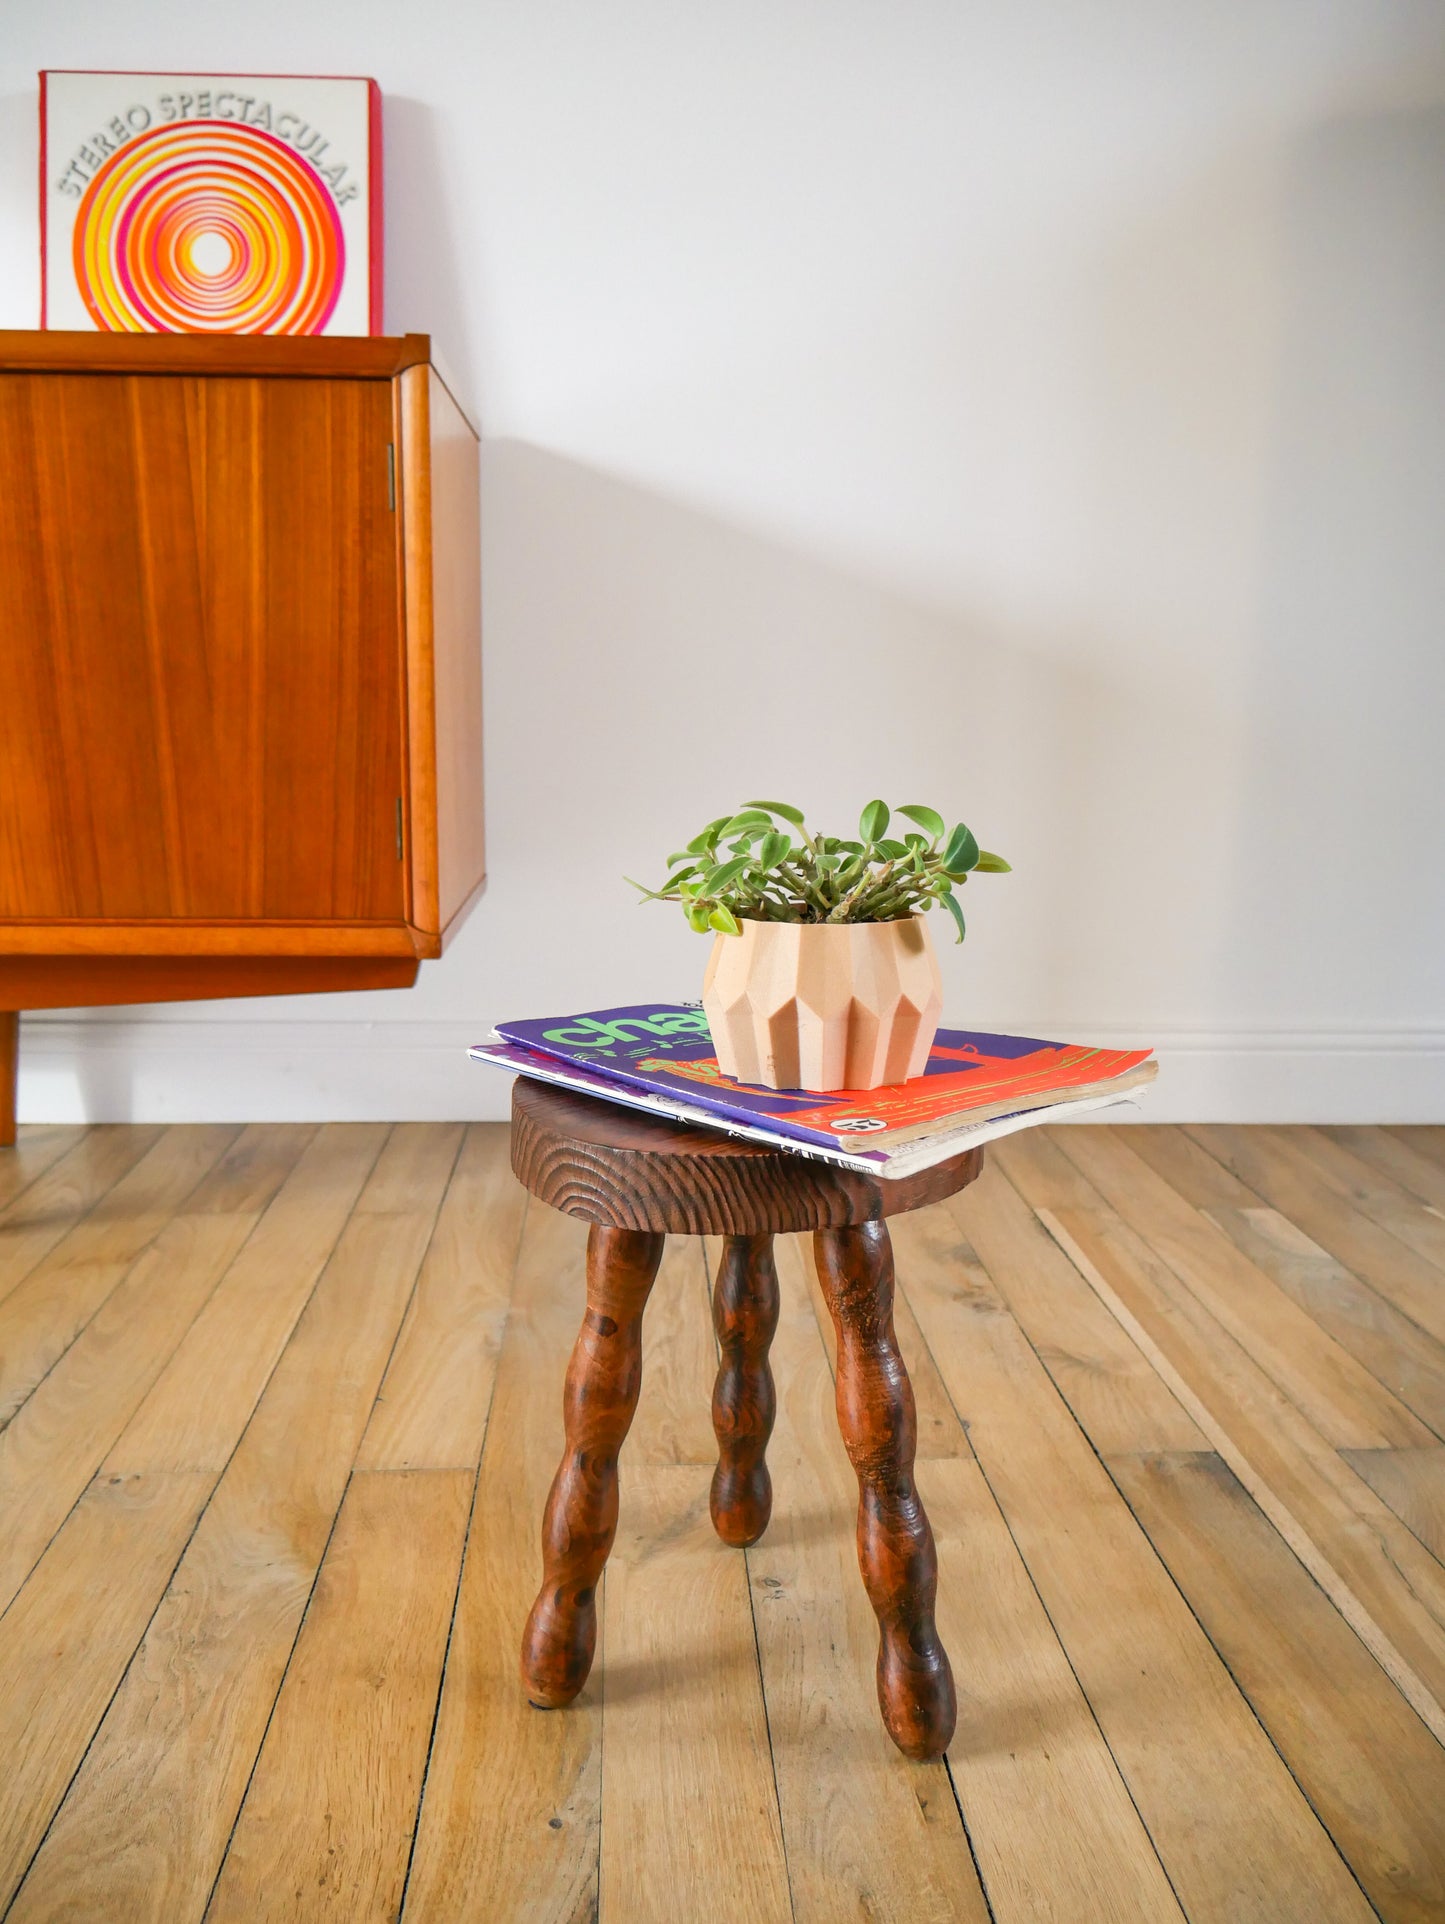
left=386, top=442, right=396, bottom=511
left=395, top=797, right=404, bottom=860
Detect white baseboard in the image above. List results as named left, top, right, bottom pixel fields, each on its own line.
left=14, top=1016, right=1445, bottom=1125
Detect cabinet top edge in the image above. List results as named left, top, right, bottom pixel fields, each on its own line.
left=0, top=330, right=434, bottom=380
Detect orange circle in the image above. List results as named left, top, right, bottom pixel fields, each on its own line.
left=73, top=119, right=345, bottom=334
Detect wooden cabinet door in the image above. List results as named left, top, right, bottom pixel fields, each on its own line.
left=0, top=371, right=404, bottom=924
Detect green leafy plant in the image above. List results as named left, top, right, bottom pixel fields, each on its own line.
left=627, top=799, right=1010, bottom=943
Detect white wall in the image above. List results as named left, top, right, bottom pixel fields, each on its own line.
left=4, top=2, right=1443, bottom=1123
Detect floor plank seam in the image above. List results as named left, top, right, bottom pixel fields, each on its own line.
left=697, top=1235, right=797, bottom=1924
left=1099, top=1464, right=1393, bottom=1924
left=0, top=1126, right=245, bottom=1437
left=0, top=1129, right=154, bottom=1312
left=1037, top=1205, right=1445, bottom=1751
left=8, top=1129, right=1445, bottom=1923
left=1, top=1444, right=233, bottom=1922
left=2, top=1127, right=397, bottom=1917
left=738, top=1540, right=798, bottom=1924
left=941, top=1757, right=1000, bottom=1924
left=0, top=1129, right=89, bottom=1220
left=396, top=1173, right=532, bottom=1922
left=0, top=1188, right=275, bottom=1627
left=206, top=1126, right=472, bottom=1920
left=924, top=1302, right=1195, bottom=1924
left=1184, top=1128, right=1445, bottom=1335
left=199, top=1464, right=363, bottom=1922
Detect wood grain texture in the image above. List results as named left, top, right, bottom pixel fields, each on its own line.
left=1112, top=1450, right=1445, bottom=1924
left=711, top=1230, right=990, bottom=1923
left=892, top=1200, right=1376, bottom=1924
left=925, top=1456, right=1187, bottom=1922
left=0, top=1470, right=214, bottom=1914
left=1183, top=1124, right=1445, bottom=1346
left=0, top=328, right=433, bottom=379
left=1042, top=1201, right=1445, bottom=1747
left=399, top=364, right=485, bottom=944
left=709, top=1233, right=780, bottom=1546
left=0, top=332, right=483, bottom=1036
left=1019, top=1127, right=1431, bottom=1450
left=7, top=1130, right=453, bottom=1924
left=510, top=1076, right=984, bottom=1234
left=954, top=1154, right=1207, bottom=1454
left=181, top=1122, right=320, bottom=1216
left=521, top=1224, right=665, bottom=1707
left=1208, top=1204, right=1445, bottom=1442
left=797, top=1228, right=971, bottom=1460
left=1126, top=1126, right=1445, bottom=1440
left=404, top=1202, right=605, bottom=1924
left=814, top=1221, right=955, bottom=1760
left=105, top=1124, right=388, bottom=1475
left=0, top=371, right=402, bottom=923
left=356, top=1124, right=525, bottom=1471
left=633, top=1232, right=718, bottom=1467
left=1325, top=1124, right=1445, bottom=1214
left=1341, top=1446, right=1445, bottom=1565
left=0, top=1123, right=238, bottom=1424
left=599, top=1464, right=792, bottom=1924
left=205, top=1469, right=472, bottom=1924
left=0, top=1208, right=259, bottom=1616
left=1283, top=1124, right=1445, bottom=1275
left=0, top=1123, right=81, bottom=1212
left=0, top=924, right=423, bottom=956
left=0, top=1009, right=15, bottom=1146
left=0, top=955, right=419, bottom=1009
left=0, top=1124, right=163, bottom=1302
left=9, top=1122, right=1444, bottom=1920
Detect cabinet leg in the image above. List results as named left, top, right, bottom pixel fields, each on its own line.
left=813, top=1220, right=956, bottom=1760
left=0, top=1013, right=17, bottom=1148
left=710, top=1233, right=780, bottom=1546
left=521, top=1223, right=664, bottom=1708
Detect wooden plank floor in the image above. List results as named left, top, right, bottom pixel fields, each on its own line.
left=1, top=1121, right=1443, bottom=1923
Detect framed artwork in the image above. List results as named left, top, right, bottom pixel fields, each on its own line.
left=40, top=70, right=382, bottom=335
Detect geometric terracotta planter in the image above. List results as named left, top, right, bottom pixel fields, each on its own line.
left=702, top=913, right=943, bottom=1091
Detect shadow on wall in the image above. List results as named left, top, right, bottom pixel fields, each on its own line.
left=452, top=436, right=1233, bottom=1039
left=381, top=96, right=483, bottom=407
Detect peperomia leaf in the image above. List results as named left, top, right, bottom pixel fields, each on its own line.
left=703, top=856, right=752, bottom=892
left=859, top=799, right=890, bottom=843
left=744, top=799, right=806, bottom=825
left=635, top=798, right=1006, bottom=935
left=898, top=804, right=945, bottom=840
left=942, top=824, right=980, bottom=875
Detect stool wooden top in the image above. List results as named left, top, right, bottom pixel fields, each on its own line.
left=510, top=1076, right=984, bottom=1235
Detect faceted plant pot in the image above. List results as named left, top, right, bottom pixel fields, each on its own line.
left=701, top=914, right=943, bottom=1092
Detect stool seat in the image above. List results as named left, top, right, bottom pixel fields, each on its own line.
left=507, top=1075, right=985, bottom=1761
left=511, top=1075, right=984, bottom=1234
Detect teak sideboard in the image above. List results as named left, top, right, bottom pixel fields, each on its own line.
left=0, top=330, right=485, bottom=1143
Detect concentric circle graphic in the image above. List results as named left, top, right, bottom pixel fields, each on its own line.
left=73, top=120, right=345, bottom=334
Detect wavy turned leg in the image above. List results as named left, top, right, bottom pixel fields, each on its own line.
left=710, top=1233, right=780, bottom=1547
left=521, top=1223, right=664, bottom=1708
left=813, top=1220, right=956, bottom=1760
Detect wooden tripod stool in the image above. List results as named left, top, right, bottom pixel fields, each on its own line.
left=509, top=1077, right=984, bottom=1760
